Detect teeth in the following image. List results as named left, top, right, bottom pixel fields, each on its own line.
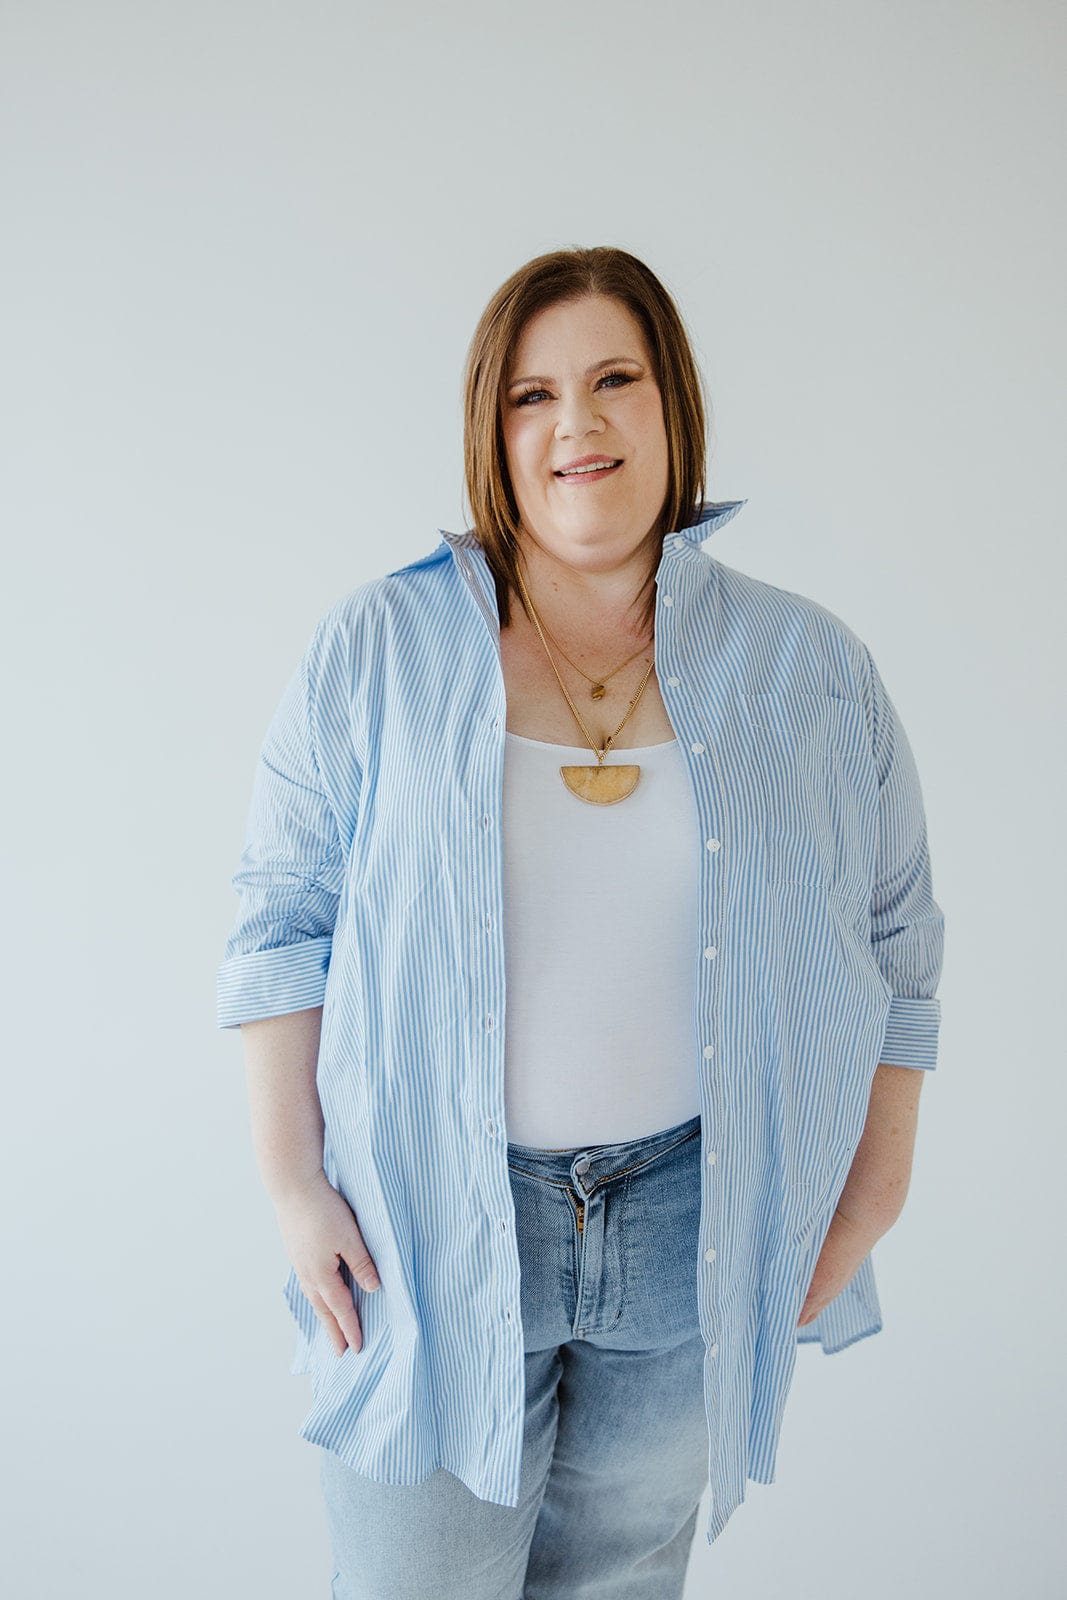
left=559, top=461, right=619, bottom=475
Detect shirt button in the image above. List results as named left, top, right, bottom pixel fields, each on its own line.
left=706, top=838, right=721, bottom=851
left=704, top=945, right=717, bottom=959
left=486, top=1119, right=496, bottom=1135
left=662, top=594, right=674, bottom=606
left=691, top=741, right=705, bottom=754
left=703, top=1045, right=714, bottom=1059
left=706, top=1149, right=717, bottom=1164
left=667, top=676, right=681, bottom=687
left=704, top=1247, right=717, bottom=1262
left=708, top=1343, right=719, bottom=1358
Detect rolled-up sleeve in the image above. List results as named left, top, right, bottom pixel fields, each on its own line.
left=863, top=644, right=945, bottom=1070
left=216, top=626, right=346, bottom=1029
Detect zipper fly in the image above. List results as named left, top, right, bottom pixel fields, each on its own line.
left=566, top=1142, right=693, bottom=1239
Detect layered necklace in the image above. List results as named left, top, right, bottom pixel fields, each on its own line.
left=513, top=561, right=657, bottom=806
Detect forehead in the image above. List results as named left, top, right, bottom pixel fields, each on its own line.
left=508, top=294, right=647, bottom=367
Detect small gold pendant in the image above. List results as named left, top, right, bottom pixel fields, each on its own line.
left=560, top=763, right=641, bottom=804
left=591, top=683, right=606, bottom=699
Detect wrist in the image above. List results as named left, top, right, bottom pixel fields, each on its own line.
left=265, top=1162, right=328, bottom=1211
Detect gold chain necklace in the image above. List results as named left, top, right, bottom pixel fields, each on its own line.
left=529, top=615, right=649, bottom=700
left=513, top=562, right=656, bottom=805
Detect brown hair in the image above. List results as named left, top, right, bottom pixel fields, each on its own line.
left=461, top=245, right=711, bottom=635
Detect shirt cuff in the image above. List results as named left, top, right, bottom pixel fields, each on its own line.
left=216, top=937, right=333, bottom=1029
left=878, top=996, right=941, bottom=1070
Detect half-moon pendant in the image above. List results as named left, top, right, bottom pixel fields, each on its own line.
left=559, top=763, right=641, bottom=804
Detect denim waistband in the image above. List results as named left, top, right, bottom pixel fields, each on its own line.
left=506, top=1112, right=702, bottom=1185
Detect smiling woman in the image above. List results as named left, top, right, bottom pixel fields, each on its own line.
left=462, top=250, right=712, bottom=644
left=463, top=277, right=715, bottom=781
left=500, top=295, right=669, bottom=559
left=220, top=243, right=944, bottom=1596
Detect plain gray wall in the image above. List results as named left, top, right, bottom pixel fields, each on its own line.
left=2, top=1, right=1063, bottom=1595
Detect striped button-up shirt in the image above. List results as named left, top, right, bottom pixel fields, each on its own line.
left=216, top=499, right=944, bottom=1547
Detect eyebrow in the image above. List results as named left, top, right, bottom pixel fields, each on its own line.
left=505, top=356, right=643, bottom=391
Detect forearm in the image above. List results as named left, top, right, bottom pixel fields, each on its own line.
left=836, top=1061, right=925, bottom=1236
left=240, top=1006, right=326, bottom=1207
left=798, top=1062, right=926, bottom=1325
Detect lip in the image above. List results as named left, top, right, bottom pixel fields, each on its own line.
left=554, top=461, right=622, bottom=485
left=554, top=454, right=622, bottom=474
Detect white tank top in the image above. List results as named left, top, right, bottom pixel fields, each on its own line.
left=501, top=731, right=702, bottom=1148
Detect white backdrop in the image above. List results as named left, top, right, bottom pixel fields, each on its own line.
left=2, top=2, right=1063, bottom=1595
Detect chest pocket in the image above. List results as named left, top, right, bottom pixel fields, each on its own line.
left=738, top=689, right=868, bottom=890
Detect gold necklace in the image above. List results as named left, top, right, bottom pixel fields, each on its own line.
left=513, top=562, right=656, bottom=805
left=530, top=615, right=649, bottom=700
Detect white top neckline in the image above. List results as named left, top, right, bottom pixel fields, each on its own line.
left=505, top=731, right=678, bottom=753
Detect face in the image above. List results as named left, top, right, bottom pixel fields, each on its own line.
left=500, top=294, right=670, bottom=574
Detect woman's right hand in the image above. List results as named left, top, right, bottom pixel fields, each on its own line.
left=273, top=1168, right=382, bottom=1357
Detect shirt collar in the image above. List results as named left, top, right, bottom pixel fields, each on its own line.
left=436, top=498, right=747, bottom=550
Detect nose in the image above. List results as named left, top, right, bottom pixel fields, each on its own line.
left=554, top=387, right=606, bottom=441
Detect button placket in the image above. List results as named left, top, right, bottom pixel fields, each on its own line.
left=651, top=548, right=733, bottom=1384
left=476, top=764, right=515, bottom=1335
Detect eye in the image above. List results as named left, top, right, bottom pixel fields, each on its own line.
left=598, top=370, right=636, bottom=391
left=512, top=370, right=637, bottom=407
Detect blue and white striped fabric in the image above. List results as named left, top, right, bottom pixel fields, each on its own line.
left=216, top=500, right=944, bottom=1547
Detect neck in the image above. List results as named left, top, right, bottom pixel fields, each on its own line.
left=514, top=535, right=656, bottom=641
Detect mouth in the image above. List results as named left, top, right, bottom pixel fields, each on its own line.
left=554, top=458, right=623, bottom=483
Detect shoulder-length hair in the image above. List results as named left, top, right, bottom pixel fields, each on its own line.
left=461, top=245, right=710, bottom=635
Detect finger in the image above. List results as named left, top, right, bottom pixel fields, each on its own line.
left=339, top=1237, right=381, bottom=1293
left=307, top=1282, right=361, bottom=1357
left=320, top=1267, right=371, bottom=1355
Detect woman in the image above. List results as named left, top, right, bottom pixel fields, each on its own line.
left=217, top=246, right=944, bottom=1598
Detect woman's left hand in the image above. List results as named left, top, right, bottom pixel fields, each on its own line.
left=797, top=1062, right=922, bottom=1326
left=796, top=1203, right=881, bottom=1326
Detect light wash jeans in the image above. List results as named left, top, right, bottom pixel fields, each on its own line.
left=319, top=1112, right=709, bottom=1599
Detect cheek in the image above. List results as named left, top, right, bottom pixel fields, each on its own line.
left=635, top=395, right=668, bottom=451
left=506, top=423, right=547, bottom=488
